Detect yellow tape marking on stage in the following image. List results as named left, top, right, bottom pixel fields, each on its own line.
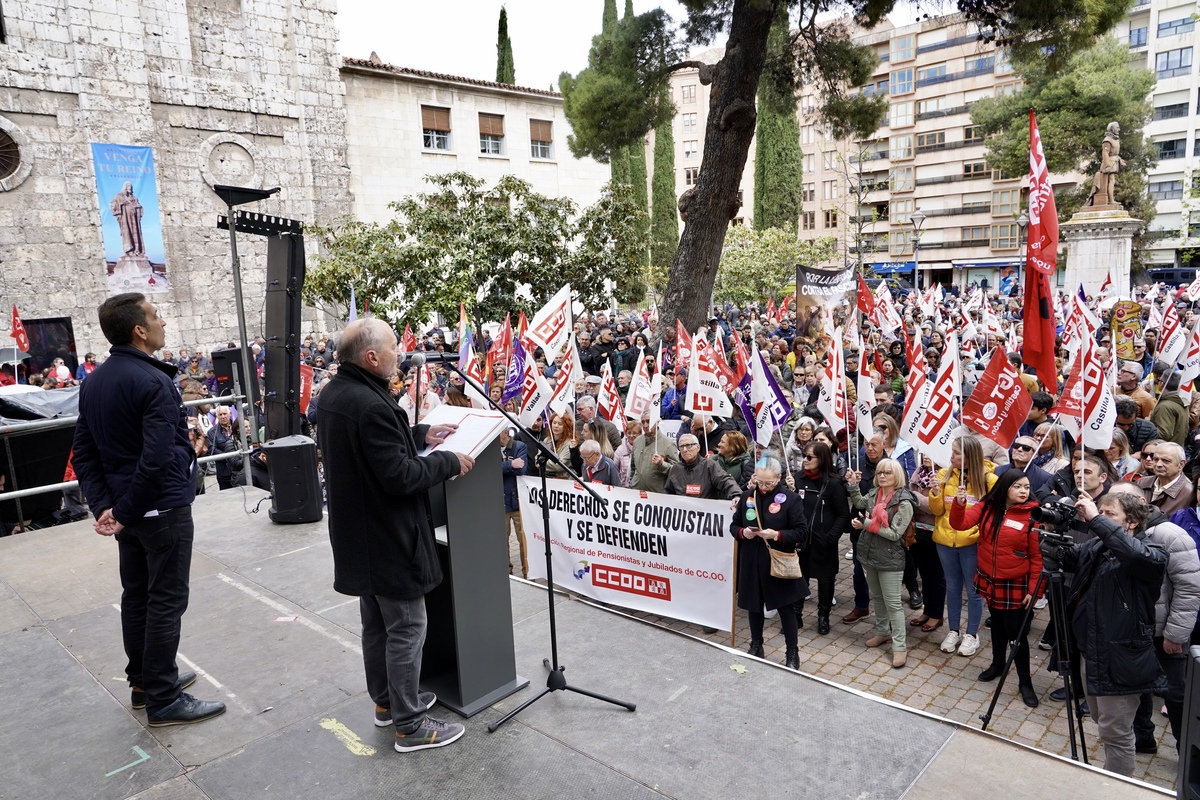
left=320, top=718, right=376, bottom=756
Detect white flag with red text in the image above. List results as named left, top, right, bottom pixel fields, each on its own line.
left=686, top=336, right=733, bottom=418
left=598, top=361, right=627, bottom=434
left=911, top=332, right=961, bottom=466
left=816, top=327, right=848, bottom=435
left=1178, top=315, right=1200, bottom=386
left=518, top=349, right=555, bottom=426
left=854, top=340, right=876, bottom=441
left=1159, top=301, right=1187, bottom=365
left=527, top=284, right=573, bottom=364
left=549, top=333, right=584, bottom=414
left=625, top=349, right=654, bottom=419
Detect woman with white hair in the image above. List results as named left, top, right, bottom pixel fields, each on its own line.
left=730, top=454, right=807, bottom=670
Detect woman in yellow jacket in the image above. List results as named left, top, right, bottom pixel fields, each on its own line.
left=926, top=434, right=996, bottom=658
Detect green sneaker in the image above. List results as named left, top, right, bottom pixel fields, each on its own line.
left=394, top=716, right=464, bottom=752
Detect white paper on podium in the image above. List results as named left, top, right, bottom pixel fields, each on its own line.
left=416, top=405, right=508, bottom=460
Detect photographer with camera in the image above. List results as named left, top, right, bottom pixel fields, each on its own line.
left=1041, top=491, right=1167, bottom=777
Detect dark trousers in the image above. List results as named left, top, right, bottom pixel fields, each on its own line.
left=910, top=538, right=945, bottom=619
left=988, top=604, right=1033, bottom=684
left=1133, top=637, right=1188, bottom=748
left=850, top=529, right=870, bottom=611
left=903, top=548, right=920, bottom=595
left=360, top=594, right=428, bottom=734
left=116, top=507, right=194, bottom=713
left=748, top=606, right=799, bottom=650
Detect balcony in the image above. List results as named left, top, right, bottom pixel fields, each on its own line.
left=916, top=64, right=995, bottom=88
left=916, top=105, right=970, bottom=121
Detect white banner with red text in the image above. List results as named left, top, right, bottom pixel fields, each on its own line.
left=516, top=477, right=736, bottom=631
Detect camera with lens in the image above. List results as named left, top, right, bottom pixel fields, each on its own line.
left=1031, top=496, right=1077, bottom=528
left=1032, top=497, right=1077, bottom=570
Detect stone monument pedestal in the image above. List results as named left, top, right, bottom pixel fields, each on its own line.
left=1058, top=206, right=1139, bottom=298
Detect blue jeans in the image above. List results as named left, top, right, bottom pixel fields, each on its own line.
left=361, top=594, right=428, bottom=733
left=936, top=543, right=982, bottom=636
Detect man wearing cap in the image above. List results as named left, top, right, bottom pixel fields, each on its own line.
left=1117, top=361, right=1155, bottom=419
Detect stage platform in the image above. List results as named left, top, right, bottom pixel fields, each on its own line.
left=0, top=488, right=1170, bottom=800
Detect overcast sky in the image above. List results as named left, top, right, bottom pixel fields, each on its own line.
left=337, top=1, right=921, bottom=93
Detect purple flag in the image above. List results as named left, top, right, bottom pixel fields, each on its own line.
left=502, top=338, right=527, bottom=404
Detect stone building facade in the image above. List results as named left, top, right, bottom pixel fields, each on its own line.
left=0, top=0, right=353, bottom=358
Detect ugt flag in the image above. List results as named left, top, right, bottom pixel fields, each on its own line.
left=1022, top=109, right=1059, bottom=390
left=961, top=349, right=1033, bottom=449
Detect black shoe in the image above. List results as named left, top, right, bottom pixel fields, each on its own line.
left=1049, top=686, right=1068, bottom=702
left=785, top=647, right=799, bottom=670
left=1019, top=684, right=1039, bottom=708
left=1076, top=700, right=1090, bottom=718
left=817, top=613, right=830, bottom=635
left=147, top=692, right=226, bottom=727
left=984, top=616, right=992, bottom=629
left=1135, top=738, right=1159, bottom=755
left=131, top=670, right=197, bottom=710
left=978, top=664, right=1003, bottom=682
left=908, top=591, right=923, bottom=610
left=747, top=639, right=764, bottom=658
left=701, top=627, right=718, bottom=634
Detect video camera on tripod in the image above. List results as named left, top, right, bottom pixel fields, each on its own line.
left=1031, top=496, right=1078, bottom=569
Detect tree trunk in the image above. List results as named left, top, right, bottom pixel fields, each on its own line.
left=660, top=0, right=778, bottom=340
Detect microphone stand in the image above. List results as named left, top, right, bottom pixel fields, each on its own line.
left=435, top=358, right=637, bottom=732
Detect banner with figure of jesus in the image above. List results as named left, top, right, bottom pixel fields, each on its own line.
left=91, top=143, right=168, bottom=295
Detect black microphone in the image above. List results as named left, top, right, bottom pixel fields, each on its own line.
left=403, top=351, right=458, bottom=364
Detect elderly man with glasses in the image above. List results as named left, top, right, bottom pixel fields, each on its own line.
left=663, top=433, right=741, bottom=500
left=1138, top=442, right=1195, bottom=516
left=1117, top=361, right=1155, bottom=419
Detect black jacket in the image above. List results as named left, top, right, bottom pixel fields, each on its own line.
left=72, top=345, right=196, bottom=526
left=731, top=480, right=808, bottom=611
left=501, top=438, right=528, bottom=513
left=795, top=472, right=850, bottom=581
left=318, top=362, right=461, bottom=600
left=1063, top=514, right=1168, bottom=697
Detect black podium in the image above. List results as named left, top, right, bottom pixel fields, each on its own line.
left=423, top=438, right=528, bottom=716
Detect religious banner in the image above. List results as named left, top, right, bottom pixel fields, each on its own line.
left=1110, top=301, right=1143, bottom=360
left=91, top=143, right=168, bottom=294
left=517, top=477, right=736, bottom=630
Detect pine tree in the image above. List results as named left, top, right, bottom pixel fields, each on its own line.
left=753, top=4, right=802, bottom=231
left=495, top=6, right=515, bottom=84
left=602, top=0, right=618, bottom=35
left=651, top=122, right=679, bottom=271
left=603, top=0, right=628, bottom=183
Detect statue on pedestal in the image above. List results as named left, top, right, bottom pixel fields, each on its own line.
left=1085, top=122, right=1125, bottom=208
left=110, top=181, right=146, bottom=256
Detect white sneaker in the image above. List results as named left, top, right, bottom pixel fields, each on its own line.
left=845, top=550, right=854, bottom=560
left=764, top=606, right=778, bottom=619
left=940, top=630, right=962, bottom=653
left=958, top=633, right=980, bottom=657
left=1034, top=597, right=1048, bottom=610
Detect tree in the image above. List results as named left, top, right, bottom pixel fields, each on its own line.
left=753, top=3, right=803, bottom=231
left=651, top=123, right=680, bottom=272
left=714, top=225, right=836, bottom=306
left=560, top=0, right=1135, bottom=340
left=304, top=172, right=648, bottom=327
left=495, top=6, right=515, bottom=84
left=970, top=36, right=1156, bottom=265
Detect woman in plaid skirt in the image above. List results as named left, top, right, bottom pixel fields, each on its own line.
left=949, top=468, right=1044, bottom=708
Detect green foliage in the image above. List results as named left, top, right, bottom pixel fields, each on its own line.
left=714, top=226, right=835, bottom=305
left=959, top=0, right=1136, bottom=72
left=628, top=136, right=649, bottom=245
left=651, top=121, right=679, bottom=271
left=602, top=0, right=618, bottom=35
left=754, top=4, right=802, bottom=232
left=495, top=6, right=515, bottom=84
left=305, top=172, right=648, bottom=326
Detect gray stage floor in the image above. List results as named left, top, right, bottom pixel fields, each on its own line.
left=0, top=488, right=1169, bottom=799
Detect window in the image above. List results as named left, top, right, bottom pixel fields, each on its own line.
left=964, top=161, right=988, bottom=178
left=1158, top=138, right=1186, bottom=160
left=917, top=64, right=947, bottom=85
left=803, top=153, right=815, bottom=173
left=1154, top=103, right=1189, bottom=121
left=995, top=82, right=1022, bottom=97
left=684, top=167, right=700, bottom=186
left=802, top=183, right=815, bottom=202
left=1157, top=48, right=1192, bottom=79
left=891, top=101, right=913, bottom=127
left=916, top=96, right=947, bottom=116
left=802, top=125, right=815, bottom=145
left=823, top=150, right=838, bottom=169
left=421, top=105, right=452, bottom=150
left=965, top=55, right=994, bottom=74
left=530, top=119, right=553, bottom=159
left=1195, top=137, right=1200, bottom=157
left=824, top=209, right=838, bottom=228
left=876, top=78, right=890, bottom=95
left=916, top=131, right=945, bottom=152
left=891, top=34, right=914, bottom=62
left=963, top=192, right=990, bottom=209
left=731, top=217, right=744, bottom=227
left=962, top=225, right=988, bottom=243
left=890, top=166, right=914, bottom=192
left=991, top=223, right=1019, bottom=249
left=681, top=84, right=697, bottom=104
left=889, top=230, right=913, bottom=256
left=891, top=135, right=913, bottom=160
left=479, top=113, right=505, bottom=155
left=1159, top=17, right=1195, bottom=38
left=992, top=189, right=1019, bottom=216
left=992, top=167, right=1015, bottom=181
left=1130, top=27, right=1148, bottom=48
left=683, top=140, right=698, bottom=159
left=822, top=179, right=839, bottom=200
left=682, top=113, right=698, bottom=131
left=890, top=198, right=914, bottom=225
left=802, top=211, right=816, bottom=231
left=995, top=49, right=1013, bottom=75
left=1149, top=180, right=1184, bottom=201
left=890, top=68, right=913, bottom=94
left=964, top=125, right=983, bottom=143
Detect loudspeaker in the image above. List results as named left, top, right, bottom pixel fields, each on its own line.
left=262, top=434, right=322, bottom=524
left=263, top=233, right=304, bottom=440
left=211, top=347, right=261, bottom=407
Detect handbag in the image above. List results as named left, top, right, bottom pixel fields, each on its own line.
left=903, top=519, right=917, bottom=548
left=768, top=545, right=802, bottom=579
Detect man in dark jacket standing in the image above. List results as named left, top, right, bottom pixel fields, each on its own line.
left=72, top=293, right=224, bottom=727
left=1050, top=491, right=1167, bottom=777
left=499, top=427, right=528, bottom=577
left=319, top=318, right=475, bottom=752
left=663, top=434, right=741, bottom=499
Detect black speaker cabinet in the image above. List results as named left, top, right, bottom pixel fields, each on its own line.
left=211, top=347, right=261, bottom=407
left=263, top=233, right=304, bottom=440
left=261, top=434, right=322, bottom=524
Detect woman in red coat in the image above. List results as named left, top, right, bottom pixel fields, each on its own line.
left=949, top=468, right=1043, bottom=708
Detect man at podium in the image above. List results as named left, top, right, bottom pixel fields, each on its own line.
left=318, top=318, right=476, bottom=752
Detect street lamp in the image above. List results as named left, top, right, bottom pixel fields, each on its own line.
left=910, top=208, right=926, bottom=291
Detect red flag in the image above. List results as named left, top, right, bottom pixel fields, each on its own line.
left=10, top=305, right=29, bottom=352
left=400, top=324, right=418, bottom=354
left=731, top=333, right=751, bottom=383
left=765, top=298, right=777, bottom=325
left=1023, top=110, right=1059, bottom=390
left=674, top=321, right=693, bottom=369
left=299, top=363, right=315, bottom=414
left=487, top=314, right=513, bottom=384
left=517, top=310, right=530, bottom=340
left=857, top=274, right=877, bottom=319
left=961, top=349, right=1032, bottom=449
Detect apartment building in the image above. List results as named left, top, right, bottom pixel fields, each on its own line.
left=1113, top=0, right=1200, bottom=275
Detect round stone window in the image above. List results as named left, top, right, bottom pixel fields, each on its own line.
left=0, top=130, right=18, bottom=182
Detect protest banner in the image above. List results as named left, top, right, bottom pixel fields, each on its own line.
left=517, top=477, right=736, bottom=631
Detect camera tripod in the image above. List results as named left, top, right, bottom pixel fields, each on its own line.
left=979, top=544, right=1088, bottom=763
